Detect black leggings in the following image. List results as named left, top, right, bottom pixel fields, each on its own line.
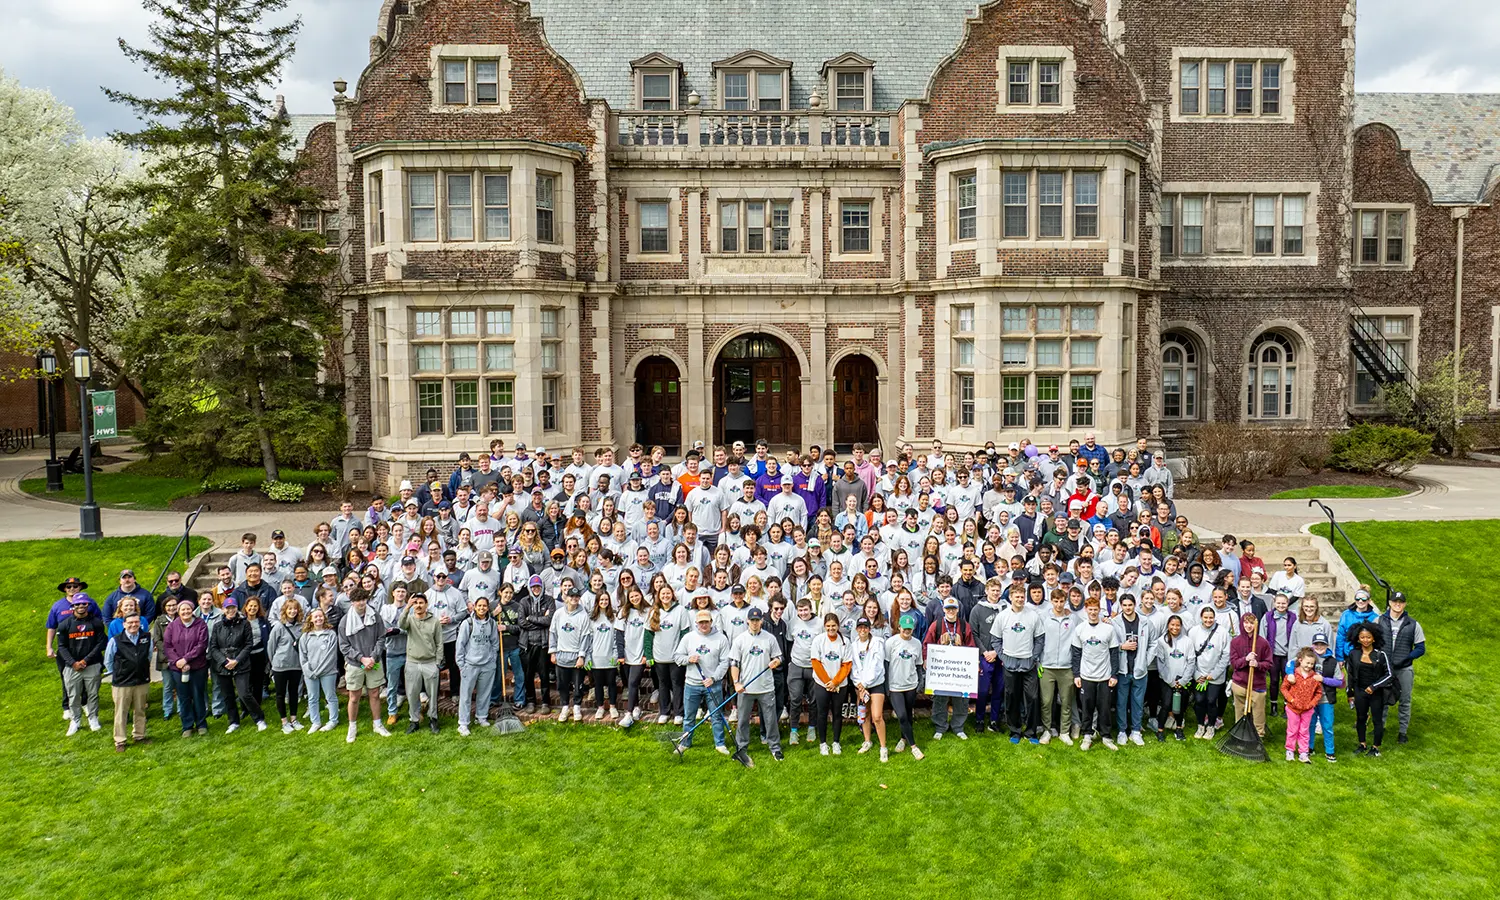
left=624, top=664, right=647, bottom=712
left=525, top=645, right=552, bottom=705
left=1079, top=679, right=1113, bottom=737
left=889, top=688, right=918, bottom=746
left=1354, top=689, right=1386, bottom=746
left=591, top=667, right=620, bottom=707
left=1267, top=654, right=1288, bottom=706
left=1195, top=682, right=1225, bottom=726
left=273, top=669, right=302, bottom=718
left=250, top=651, right=269, bottom=700
left=652, top=662, right=683, bottom=717
left=556, top=665, right=582, bottom=707
left=1163, top=686, right=1192, bottom=727
left=812, top=684, right=844, bottom=744
left=443, top=641, right=459, bottom=696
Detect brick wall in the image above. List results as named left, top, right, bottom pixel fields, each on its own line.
left=403, top=249, right=519, bottom=279
left=998, top=248, right=1108, bottom=277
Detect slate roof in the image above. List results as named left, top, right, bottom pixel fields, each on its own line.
left=288, top=113, right=335, bottom=152
left=525, top=0, right=982, bottom=111
left=1355, top=93, right=1500, bottom=204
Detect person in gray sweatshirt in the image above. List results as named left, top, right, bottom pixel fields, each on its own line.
left=298, top=608, right=341, bottom=732
left=1154, top=613, right=1196, bottom=740
left=673, top=609, right=731, bottom=752
left=456, top=597, right=500, bottom=734
left=728, top=606, right=783, bottom=766
left=338, top=591, right=391, bottom=742
left=884, top=615, right=925, bottom=760
left=992, top=585, right=1045, bottom=743
left=1039, top=590, right=1078, bottom=745
left=784, top=598, right=822, bottom=745
left=968, top=578, right=1005, bottom=733
left=266, top=599, right=305, bottom=733
left=399, top=594, right=445, bottom=734
left=549, top=588, right=592, bottom=722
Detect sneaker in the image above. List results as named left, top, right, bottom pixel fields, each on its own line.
left=1369, top=746, right=1382, bottom=758
left=732, top=748, right=754, bottom=769
left=558, top=707, right=570, bottom=723
left=1130, top=732, right=1145, bottom=746
left=932, top=732, right=944, bottom=741
left=1355, top=744, right=1368, bottom=755
left=1203, top=726, right=1216, bottom=740
left=1116, top=732, right=1127, bottom=745
left=832, top=742, right=843, bottom=755
left=291, top=719, right=304, bottom=731
left=1194, top=725, right=1206, bottom=739
left=428, top=718, right=440, bottom=734
left=1299, top=752, right=1311, bottom=763
left=406, top=721, right=421, bottom=734
left=1081, top=735, right=1093, bottom=751
left=1039, top=732, right=1051, bottom=745
left=1398, top=732, right=1409, bottom=744
left=820, top=742, right=830, bottom=756
left=789, top=729, right=800, bottom=745
left=573, top=705, right=583, bottom=721
left=1029, top=737, right=1040, bottom=745
left=282, top=721, right=294, bottom=734
left=895, top=739, right=907, bottom=752
left=1164, top=715, right=1176, bottom=731
left=226, top=723, right=240, bottom=734
left=594, top=707, right=606, bottom=721
left=1325, top=753, right=1337, bottom=763
left=955, top=731, right=968, bottom=741
left=372, top=722, right=391, bottom=737
left=716, top=745, right=732, bottom=755
left=115, top=743, right=126, bottom=753
left=1286, top=749, right=1296, bottom=762
left=197, top=726, right=210, bottom=736
left=618, top=714, right=635, bottom=728
left=524, top=703, right=535, bottom=714
left=181, top=729, right=192, bottom=739
left=911, top=746, right=925, bottom=760
left=477, top=719, right=490, bottom=728
left=256, top=720, right=268, bottom=732
left=87, top=717, right=101, bottom=732
left=1059, top=733, right=1074, bottom=747
left=656, top=715, right=669, bottom=725
left=319, top=721, right=334, bottom=733
left=458, top=724, right=471, bottom=736
left=1070, top=724, right=1081, bottom=741
left=346, top=723, right=357, bottom=743
left=859, top=741, right=872, bottom=754
left=880, top=747, right=889, bottom=762
left=1102, top=738, right=1118, bottom=751
left=772, top=748, right=784, bottom=762
left=1009, top=734, right=1020, bottom=744
left=1157, top=729, right=1166, bottom=742
left=538, top=704, right=551, bottom=715
left=673, top=715, right=684, bottom=725
left=63, top=710, right=71, bottom=722
left=1175, top=729, right=1186, bottom=741
left=65, top=720, right=79, bottom=737
left=1214, top=717, right=1224, bottom=729
left=385, top=715, right=396, bottom=726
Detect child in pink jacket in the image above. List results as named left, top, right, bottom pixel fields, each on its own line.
left=1281, top=647, right=1325, bottom=763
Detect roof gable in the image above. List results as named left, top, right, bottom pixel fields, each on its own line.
left=1355, top=92, right=1500, bottom=204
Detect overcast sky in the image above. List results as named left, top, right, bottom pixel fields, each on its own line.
left=5, top=0, right=1500, bottom=136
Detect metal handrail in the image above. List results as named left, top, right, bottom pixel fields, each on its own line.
left=1307, top=499, right=1393, bottom=604
left=146, top=504, right=209, bottom=597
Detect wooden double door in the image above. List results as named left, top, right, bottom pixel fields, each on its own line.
left=634, top=356, right=681, bottom=453
left=833, top=354, right=879, bottom=447
left=714, top=335, right=801, bottom=446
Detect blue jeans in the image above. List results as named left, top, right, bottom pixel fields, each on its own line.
left=159, top=668, right=178, bottom=719
left=305, top=673, right=339, bottom=728
left=176, top=668, right=208, bottom=731
left=493, top=648, right=524, bottom=705
left=1115, top=672, right=1148, bottom=734
left=1313, top=702, right=1336, bottom=755
left=211, top=673, right=225, bottom=716
left=681, top=681, right=726, bottom=748
left=976, top=657, right=1004, bottom=724
left=384, top=653, right=406, bottom=713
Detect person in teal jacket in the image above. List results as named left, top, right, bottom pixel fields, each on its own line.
left=1335, top=587, right=1379, bottom=661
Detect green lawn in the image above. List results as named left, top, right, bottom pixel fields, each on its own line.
left=20, top=461, right=338, bottom=510
left=1270, top=484, right=1410, bottom=500
left=3, top=526, right=1494, bottom=899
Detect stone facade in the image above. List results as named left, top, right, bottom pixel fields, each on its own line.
left=289, top=0, right=1500, bottom=490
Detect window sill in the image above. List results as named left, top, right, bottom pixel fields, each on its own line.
left=1171, top=114, right=1293, bottom=126
left=400, top=240, right=521, bottom=251
left=1162, top=255, right=1317, bottom=267
left=997, top=238, right=1108, bottom=249
left=1352, top=263, right=1415, bottom=273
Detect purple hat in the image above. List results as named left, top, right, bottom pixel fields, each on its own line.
left=529, top=575, right=543, bottom=588
left=223, top=597, right=239, bottom=608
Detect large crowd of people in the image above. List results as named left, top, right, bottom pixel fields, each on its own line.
left=45, top=434, right=1426, bottom=765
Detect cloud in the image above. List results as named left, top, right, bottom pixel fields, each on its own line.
left=4, top=0, right=1500, bottom=137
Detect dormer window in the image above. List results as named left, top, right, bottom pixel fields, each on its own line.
left=631, top=53, right=682, bottom=111
left=713, top=51, right=791, bottom=111
left=822, top=53, right=874, bottom=112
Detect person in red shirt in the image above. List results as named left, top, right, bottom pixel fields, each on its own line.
left=1229, top=612, right=1273, bottom=738
left=923, top=598, right=975, bottom=740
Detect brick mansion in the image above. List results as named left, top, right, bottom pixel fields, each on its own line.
left=286, top=0, right=1500, bottom=490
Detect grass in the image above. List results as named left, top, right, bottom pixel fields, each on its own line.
left=1270, top=484, right=1410, bottom=500
left=4, top=525, right=1496, bottom=899
left=20, top=457, right=339, bottom=510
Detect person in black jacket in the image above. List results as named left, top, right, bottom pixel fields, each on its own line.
left=105, top=613, right=153, bottom=750
left=1346, top=622, right=1394, bottom=758
left=208, top=598, right=266, bottom=732
left=762, top=596, right=791, bottom=741
left=519, top=577, right=556, bottom=713
left=58, top=597, right=107, bottom=735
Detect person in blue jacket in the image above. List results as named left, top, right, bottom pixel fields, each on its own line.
left=1335, top=586, right=1379, bottom=661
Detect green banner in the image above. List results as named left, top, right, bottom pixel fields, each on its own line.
left=90, top=390, right=118, bottom=440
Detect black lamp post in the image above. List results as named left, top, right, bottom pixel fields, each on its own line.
left=73, top=348, right=102, bottom=541
left=39, top=350, right=63, bottom=491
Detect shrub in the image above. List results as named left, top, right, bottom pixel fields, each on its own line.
left=1187, top=423, right=1256, bottom=490
left=199, top=478, right=242, bottom=493
left=260, top=480, right=306, bottom=503
left=1327, top=424, right=1430, bottom=475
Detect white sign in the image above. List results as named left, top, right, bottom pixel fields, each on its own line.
left=923, top=644, right=979, bottom=698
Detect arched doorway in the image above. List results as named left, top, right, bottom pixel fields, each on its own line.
left=634, top=356, right=682, bottom=453
left=833, top=354, right=878, bottom=448
left=714, top=334, right=801, bottom=446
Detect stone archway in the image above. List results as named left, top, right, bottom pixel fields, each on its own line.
left=712, top=333, right=802, bottom=446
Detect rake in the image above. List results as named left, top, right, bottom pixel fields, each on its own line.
left=490, top=648, right=526, bottom=736
left=663, top=665, right=771, bottom=762
left=1218, top=618, right=1268, bottom=763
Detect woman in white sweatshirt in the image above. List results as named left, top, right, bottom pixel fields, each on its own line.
left=850, top=617, right=889, bottom=761
left=1268, top=556, right=1306, bottom=599
left=808, top=613, right=853, bottom=756
left=616, top=588, right=652, bottom=728
left=586, top=592, right=621, bottom=720
left=549, top=588, right=591, bottom=722
left=1187, top=606, right=1231, bottom=739
left=884, top=614, right=925, bottom=760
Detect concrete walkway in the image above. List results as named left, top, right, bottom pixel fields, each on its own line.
left=3, top=452, right=1496, bottom=547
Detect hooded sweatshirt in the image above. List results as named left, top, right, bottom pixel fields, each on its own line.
left=618, top=606, right=651, bottom=666
left=298, top=629, right=340, bottom=679
left=1187, top=618, right=1231, bottom=684
left=266, top=620, right=303, bottom=672
left=787, top=613, right=822, bottom=668
left=457, top=614, right=500, bottom=669
left=338, top=603, right=385, bottom=668
left=1155, top=632, right=1197, bottom=686
left=587, top=613, right=623, bottom=669
left=849, top=632, right=885, bottom=687
left=548, top=604, right=591, bottom=665
left=399, top=607, right=444, bottom=663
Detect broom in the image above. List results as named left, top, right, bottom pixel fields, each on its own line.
left=490, top=644, right=526, bottom=736
left=1218, top=617, right=1268, bottom=762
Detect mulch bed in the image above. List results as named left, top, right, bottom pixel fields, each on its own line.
left=1178, top=470, right=1415, bottom=500
left=168, top=490, right=310, bottom=513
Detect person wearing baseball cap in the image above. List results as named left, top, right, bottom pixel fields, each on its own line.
left=1305, top=631, right=1344, bottom=762
left=849, top=614, right=889, bottom=761
left=926, top=597, right=974, bottom=741
left=885, top=614, right=925, bottom=760
left=1336, top=585, right=1380, bottom=661
left=726, top=605, right=783, bottom=766
left=549, top=587, right=591, bottom=723
left=675, top=608, right=732, bottom=754
left=519, top=573, right=556, bottom=713
left=1378, top=591, right=1424, bottom=745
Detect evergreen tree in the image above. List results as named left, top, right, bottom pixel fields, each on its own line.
left=107, top=0, right=339, bottom=480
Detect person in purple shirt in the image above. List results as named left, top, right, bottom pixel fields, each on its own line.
left=792, top=456, right=824, bottom=519
left=754, top=458, right=784, bottom=505
left=47, top=578, right=103, bottom=719
left=163, top=596, right=212, bottom=735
